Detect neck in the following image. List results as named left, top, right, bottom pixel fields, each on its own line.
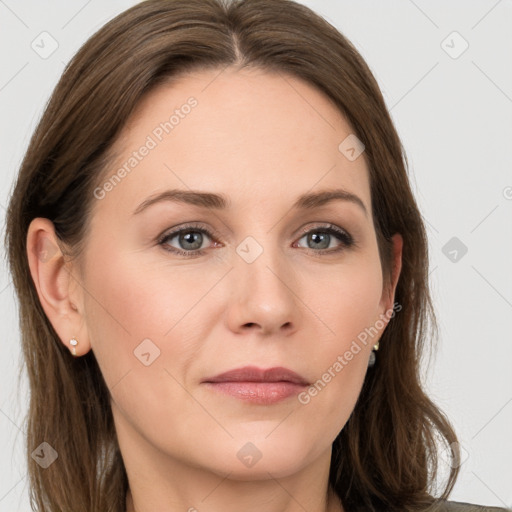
left=125, top=485, right=343, bottom=512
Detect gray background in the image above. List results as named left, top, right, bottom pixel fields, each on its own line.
left=1, top=0, right=511, bottom=510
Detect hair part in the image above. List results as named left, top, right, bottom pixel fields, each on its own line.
left=5, top=0, right=460, bottom=510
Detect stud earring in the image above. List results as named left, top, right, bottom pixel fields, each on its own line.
left=367, top=341, right=379, bottom=367
left=69, top=337, right=78, bottom=356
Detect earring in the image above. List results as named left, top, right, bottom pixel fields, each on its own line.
left=367, top=341, right=379, bottom=367
left=69, top=337, right=78, bottom=356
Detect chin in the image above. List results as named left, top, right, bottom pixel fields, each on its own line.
left=197, top=433, right=321, bottom=480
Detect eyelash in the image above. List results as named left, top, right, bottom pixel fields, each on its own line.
left=157, top=222, right=356, bottom=258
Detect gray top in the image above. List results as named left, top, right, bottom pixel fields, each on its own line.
left=432, top=500, right=511, bottom=511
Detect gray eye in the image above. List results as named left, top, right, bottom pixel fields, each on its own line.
left=298, top=231, right=335, bottom=250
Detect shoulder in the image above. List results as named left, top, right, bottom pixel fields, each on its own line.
left=429, top=499, right=511, bottom=512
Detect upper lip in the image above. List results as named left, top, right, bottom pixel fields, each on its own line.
left=203, top=366, right=309, bottom=386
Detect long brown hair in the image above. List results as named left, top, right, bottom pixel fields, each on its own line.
left=5, top=0, right=460, bottom=510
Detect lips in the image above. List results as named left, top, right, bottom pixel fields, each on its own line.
left=201, top=366, right=310, bottom=404
left=202, top=365, right=310, bottom=386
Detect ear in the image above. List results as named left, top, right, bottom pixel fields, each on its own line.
left=26, top=218, right=91, bottom=357
left=378, top=233, right=403, bottom=317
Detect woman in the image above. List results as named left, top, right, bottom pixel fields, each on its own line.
left=4, top=0, right=509, bottom=511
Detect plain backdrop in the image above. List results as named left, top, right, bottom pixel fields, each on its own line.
left=1, top=1, right=511, bottom=510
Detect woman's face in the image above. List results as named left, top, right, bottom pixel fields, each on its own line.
left=52, top=67, right=402, bottom=480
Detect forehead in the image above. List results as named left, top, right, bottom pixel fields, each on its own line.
left=95, top=66, right=371, bottom=218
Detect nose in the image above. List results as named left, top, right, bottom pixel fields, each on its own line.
left=225, top=240, right=301, bottom=337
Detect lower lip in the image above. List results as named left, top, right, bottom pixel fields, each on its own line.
left=203, top=381, right=307, bottom=404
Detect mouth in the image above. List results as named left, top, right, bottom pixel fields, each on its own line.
left=201, top=366, right=310, bottom=405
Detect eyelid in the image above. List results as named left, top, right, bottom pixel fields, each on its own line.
left=157, top=221, right=356, bottom=256
left=158, top=221, right=351, bottom=242
left=157, top=222, right=222, bottom=245
left=295, top=222, right=350, bottom=238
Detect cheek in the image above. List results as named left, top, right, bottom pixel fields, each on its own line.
left=84, top=239, right=202, bottom=336
left=81, top=243, right=203, bottom=388
left=297, top=256, right=382, bottom=426
left=81, top=249, right=207, bottom=435
left=306, top=255, right=383, bottom=347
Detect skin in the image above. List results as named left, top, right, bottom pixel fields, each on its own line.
left=27, top=66, right=402, bottom=512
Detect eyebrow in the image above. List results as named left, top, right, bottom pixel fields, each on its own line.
left=132, top=188, right=368, bottom=218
